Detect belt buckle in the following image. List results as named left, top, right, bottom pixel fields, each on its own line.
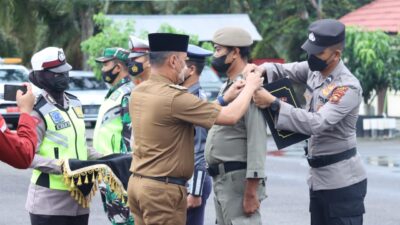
left=218, top=163, right=225, bottom=176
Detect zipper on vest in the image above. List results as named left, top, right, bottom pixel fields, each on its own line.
left=54, top=147, right=59, bottom=159
left=65, top=112, right=79, bottom=160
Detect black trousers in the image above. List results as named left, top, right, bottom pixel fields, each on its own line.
left=310, top=179, right=367, bottom=225
left=30, top=213, right=89, bottom=225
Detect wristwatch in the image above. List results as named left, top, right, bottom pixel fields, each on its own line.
left=270, top=98, right=280, bottom=112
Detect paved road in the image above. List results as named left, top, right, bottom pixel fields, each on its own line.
left=0, top=137, right=399, bottom=225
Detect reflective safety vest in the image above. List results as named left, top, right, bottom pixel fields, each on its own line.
left=93, top=82, right=133, bottom=155
left=31, top=93, right=88, bottom=191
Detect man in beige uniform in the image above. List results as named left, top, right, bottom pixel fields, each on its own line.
left=205, top=27, right=268, bottom=225
left=127, top=33, right=263, bottom=225
left=252, top=19, right=367, bottom=225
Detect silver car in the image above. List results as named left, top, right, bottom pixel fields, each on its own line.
left=199, top=66, right=223, bottom=100
left=0, top=64, right=31, bottom=128
left=67, top=70, right=108, bottom=127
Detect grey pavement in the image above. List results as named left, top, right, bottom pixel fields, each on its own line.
left=0, top=135, right=399, bottom=225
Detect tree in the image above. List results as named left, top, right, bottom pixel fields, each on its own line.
left=343, top=27, right=400, bottom=115
left=0, top=0, right=103, bottom=69
left=80, top=13, right=134, bottom=79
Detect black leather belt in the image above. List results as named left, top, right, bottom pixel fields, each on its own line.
left=132, top=174, right=187, bottom=187
left=307, top=148, right=357, bottom=168
left=207, top=161, right=247, bottom=177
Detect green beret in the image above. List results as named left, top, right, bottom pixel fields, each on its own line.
left=95, top=47, right=130, bottom=63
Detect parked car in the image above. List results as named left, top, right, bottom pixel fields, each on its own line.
left=67, top=70, right=108, bottom=128
left=199, top=66, right=223, bottom=100
left=0, top=63, right=31, bottom=128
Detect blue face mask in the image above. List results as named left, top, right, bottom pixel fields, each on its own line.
left=101, top=64, right=119, bottom=83
left=127, top=61, right=144, bottom=76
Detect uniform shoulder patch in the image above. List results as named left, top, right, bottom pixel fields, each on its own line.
left=168, top=84, right=188, bottom=91
left=329, top=86, right=349, bottom=104
left=110, top=90, right=122, bottom=101
left=64, top=92, right=78, bottom=100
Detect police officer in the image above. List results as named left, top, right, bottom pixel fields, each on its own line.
left=127, top=36, right=151, bottom=85
left=182, top=44, right=213, bottom=225
left=127, top=33, right=263, bottom=225
left=0, top=83, right=37, bottom=169
left=204, top=27, right=268, bottom=225
left=251, top=19, right=367, bottom=225
left=94, top=47, right=134, bottom=225
left=25, top=47, right=102, bottom=225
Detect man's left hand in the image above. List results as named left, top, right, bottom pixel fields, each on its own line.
left=223, top=79, right=246, bottom=103
left=253, top=88, right=276, bottom=109
left=187, top=194, right=202, bottom=209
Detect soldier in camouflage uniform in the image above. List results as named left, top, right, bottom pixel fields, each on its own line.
left=94, top=47, right=135, bottom=225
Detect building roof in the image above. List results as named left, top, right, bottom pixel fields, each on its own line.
left=339, top=0, right=400, bottom=33
left=107, top=14, right=262, bottom=41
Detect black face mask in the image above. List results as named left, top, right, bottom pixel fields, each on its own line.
left=51, top=73, right=70, bottom=92
left=101, top=64, right=119, bottom=83
left=211, top=53, right=232, bottom=75
left=127, top=61, right=144, bottom=76
left=307, top=53, right=335, bottom=72
left=32, top=70, right=69, bottom=92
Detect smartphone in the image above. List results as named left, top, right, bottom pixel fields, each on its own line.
left=4, top=84, right=27, bottom=101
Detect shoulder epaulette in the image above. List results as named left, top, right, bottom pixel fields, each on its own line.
left=64, top=92, right=78, bottom=100
left=168, top=84, right=188, bottom=91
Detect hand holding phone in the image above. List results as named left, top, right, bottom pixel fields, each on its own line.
left=4, top=84, right=27, bottom=101
left=14, top=83, right=35, bottom=114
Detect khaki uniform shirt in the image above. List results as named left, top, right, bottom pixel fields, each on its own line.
left=205, top=77, right=268, bottom=179
left=262, top=60, right=367, bottom=190
left=129, top=74, right=221, bottom=180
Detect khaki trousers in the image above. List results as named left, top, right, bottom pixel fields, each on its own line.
left=127, top=175, right=187, bottom=225
left=213, top=170, right=267, bottom=225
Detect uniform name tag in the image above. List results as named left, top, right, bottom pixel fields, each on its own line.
left=55, top=121, right=71, bottom=130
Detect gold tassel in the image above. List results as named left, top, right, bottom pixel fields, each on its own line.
left=91, top=173, right=95, bottom=183
left=84, top=175, right=89, bottom=184
left=77, top=175, right=82, bottom=186
left=70, top=179, right=75, bottom=188
left=71, top=190, right=75, bottom=198
left=97, top=172, right=102, bottom=182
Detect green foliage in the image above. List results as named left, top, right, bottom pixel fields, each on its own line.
left=80, top=13, right=134, bottom=79
left=153, top=23, right=214, bottom=64
left=343, top=27, right=400, bottom=104
left=156, top=23, right=199, bottom=45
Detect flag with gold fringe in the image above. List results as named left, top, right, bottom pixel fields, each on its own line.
left=62, top=153, right=132, bottom=208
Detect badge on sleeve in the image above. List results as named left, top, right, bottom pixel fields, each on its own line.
left=329, top=87, right=349, bottom=104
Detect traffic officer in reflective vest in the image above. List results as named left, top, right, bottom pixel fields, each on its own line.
left=182, top=44, right=213, bottom=225
left=251, top=19, right=367, bottom=225
left=205, top=27, right=268, bottom=225
left=94, top=47, right=135, bottom=225
left=127, top=36, right=151, bottom=85
left=25, top=47, right=102, bottom=225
